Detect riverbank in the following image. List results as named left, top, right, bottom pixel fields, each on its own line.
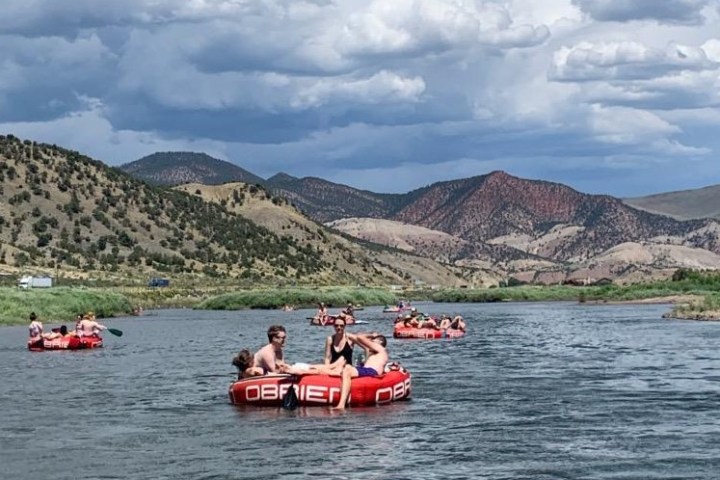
left=3, top=282, right=719, bottom=327
left=662, top=293, right=720, bottom=321
left=0, top=287, right=133, bottom=326
left=0, top=285, right=397, bottom=326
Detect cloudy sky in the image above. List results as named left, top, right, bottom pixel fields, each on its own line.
left=1, top=0, right=719, bottom=197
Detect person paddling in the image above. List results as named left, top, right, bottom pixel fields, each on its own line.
left=76, top=313, right=107, bottom=338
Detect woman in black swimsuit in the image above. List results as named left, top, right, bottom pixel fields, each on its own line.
left=323, top=319, right=354, bottom=375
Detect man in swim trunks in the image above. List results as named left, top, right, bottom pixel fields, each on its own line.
left=332, top=332, right=389, bottom=410
left=254, top=325, right=289, bottom=374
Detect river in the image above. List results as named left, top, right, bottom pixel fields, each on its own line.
left=1, top=302, right=719, bottom=479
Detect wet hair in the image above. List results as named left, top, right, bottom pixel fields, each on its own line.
left=59, top=325, right=68, bottom=335
left=29, top=312, right=37, bottom=321
left=266, top=324, right=287, bottom=342
left=374, top=335, right=387, bottom=347
left=232, top=349, right=254, bottom=376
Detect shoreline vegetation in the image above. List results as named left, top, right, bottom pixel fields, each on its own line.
left=2, top=269, right=719, bottom=326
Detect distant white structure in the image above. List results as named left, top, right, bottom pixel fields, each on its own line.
left=18, top=276, right=53, bottom=288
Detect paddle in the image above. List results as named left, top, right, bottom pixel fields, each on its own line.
left=282, top=377, right=299, bottom=410
left=107, top=328, right=123, bottom=337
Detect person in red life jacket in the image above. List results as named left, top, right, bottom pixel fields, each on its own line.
left=254, top=325, right=289, bottom=374
left=332, top=333, right=389, bottom=410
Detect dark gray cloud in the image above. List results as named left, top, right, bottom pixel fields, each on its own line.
left=0, top=0, right=719, bottom=198
left=572, top=0, right=711, bottom=25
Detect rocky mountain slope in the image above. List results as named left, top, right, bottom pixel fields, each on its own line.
left=121, top=152, right=264, bottom=186
left=624, top=185, right=720, bottom=220
left=175, top=183, right=471, bottom=287
left=118, top=150, right=720, bottom=285
left=390, top=171, right=720, bottom=262
left=0, top=135, right=468, bottom=286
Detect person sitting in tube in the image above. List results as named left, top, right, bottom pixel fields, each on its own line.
left=322, top=318, right=354, bottom=375
left=332, top=332, right=389, bottom=410
left=278, top=323, right=381, bottom=377
left=43, top=325, right=70, bottom=340
left=438, top=314, right=452, bottom=330
left=254, top=325, right=290, bottom=374
left=449, top=315, right=466, bottom=331
left=233, top=348, right=317, bottom=378
left=76, top=313, right=107, bottom=338
left=232, top=349, right=265, bottom=379
left=28, top=312, right=44, bottom=343
left=418, top=316, right=440, bottom=330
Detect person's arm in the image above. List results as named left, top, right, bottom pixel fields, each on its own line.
left=353, top=333, right=386, bottom=355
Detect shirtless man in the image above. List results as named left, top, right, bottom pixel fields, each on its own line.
left=76, top=314, right=107, bottom=337
left=254, top=325, right=289, bottom=374
left=332, top=333, right=388, bottom=410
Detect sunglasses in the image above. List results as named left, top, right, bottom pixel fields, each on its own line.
left=275, top=334, right=287, bottom=340
left=334, top=324, right=346, bottom=328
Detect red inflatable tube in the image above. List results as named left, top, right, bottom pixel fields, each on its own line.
left=392, top=326, right=443, bottom=339
left=229, top=367, right=412, bottom=407
left=27, top=336, right=103, bottom=351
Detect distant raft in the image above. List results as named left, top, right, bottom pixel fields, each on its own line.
left=392, top=326, right=465, bottom=339
left=27, top=335, right=103, bottom=351
left=228, top=365, right=411, bottom=408
left=308, top=315, right=357, bottom=326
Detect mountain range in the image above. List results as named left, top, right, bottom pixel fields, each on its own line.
left=1, top=137, right=717, bottom=287
left=119, top=152, right=720, bottom=285
left=0, top=136, right=468, bottom=287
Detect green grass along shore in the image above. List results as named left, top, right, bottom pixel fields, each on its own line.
left=2, top=279, right=719, bottom=327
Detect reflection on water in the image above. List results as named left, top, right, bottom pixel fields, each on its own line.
left=2, top=302, right=720, bottom=479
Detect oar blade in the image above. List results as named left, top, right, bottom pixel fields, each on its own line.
left=108, top=328, right=123, bottom=337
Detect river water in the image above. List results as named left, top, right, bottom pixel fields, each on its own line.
left=1, top=302, right=720, bottom=479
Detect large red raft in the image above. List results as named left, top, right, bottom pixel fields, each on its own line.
left=27, top=335, right=103, bottom=352
left=228, top=367, right=412, bottom=407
